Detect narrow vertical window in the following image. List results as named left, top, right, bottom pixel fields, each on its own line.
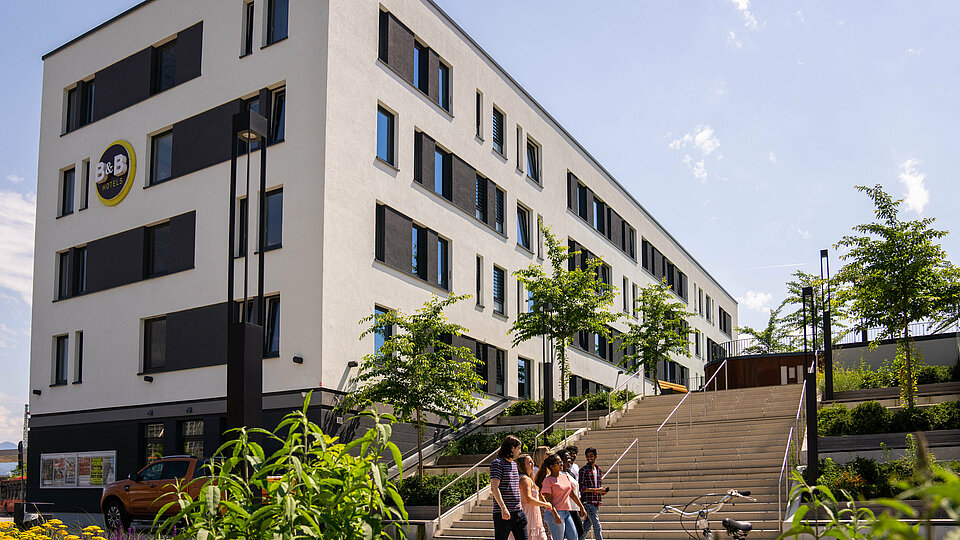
left=526, top=139, right=540, bottom=182
left=475, top=175, right=487, bottom=222
left=632, top=283, right=638, bottom=318
left=593, top=199, right=605, bottom=234
left=434, top=148, right=451, bottom=200
left=266, top=0, right=289, bottom=45
left=65, top=86, right=79, bottom=132
left=242, top=1, right=255, bottom=56
left=150, top=130, right=173, bottom=185
left=629, top=227, right=636, bottom=259
left=516, top=126, right=522, bottom=169
left=411, top=224, right=423, bottom=277
left=73, top=246, right=87, bottom=295
left=271, top=88, right=286, bottom=143
left=516, top=205, right=530, bottom=250
left=59, top=168, right=75, bottom=217
left=492, top=108, right=504, bottom=154
left=57, top=252, right=70, bottom=300
left=518, top=358, right=530, bottom=399
left=536, top=214, right=543, bottom=258
left=475, top=91, right=482, bottom=138
left=79, top=160, right=90, bottom=210
left=80, top=80, right=95, bottom=127
left=145, top=222, right=170, bottom=277
left=74, top=331, right=83, bottom=383
left=152, top=40, right=177, bottom=94
left=144, top=317, right=167, bottom=371
left=493, top=266, right=505, bottom=315
left=378, top=11, right=389, bottom=63
left=144, top=423, right=165, bottom=462
left=475, top=255, right=483, bottom=306
left=577, top=184, right=588, bottom=220
left=495, top=349, right=505, bottom=396
left=181, top=420, right=204, bottom=457
left=437, top=237, right=448, bottom=290
left=374, top=306, right=393, bottom=353
left=438, top=62, right=450, bottom=111
left=264, top=296, right=280, bottom=356
left=495, top=188, right=504, bottom=234
left=623, top=277, right=629, bottom=313
left=264, top=188, right=283, bottom=249
left=54, top=335, right=69, bottom=385
left=376, top=106, right=395, bottom=165
left=527, top=288, right=535, bottom=313
left=413, top=42, right=426, bottom=92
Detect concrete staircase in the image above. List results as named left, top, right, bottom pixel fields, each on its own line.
left=435, top=384, right=803, bottom=539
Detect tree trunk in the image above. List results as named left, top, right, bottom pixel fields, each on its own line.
left=416, top=408, right=424, bottom=477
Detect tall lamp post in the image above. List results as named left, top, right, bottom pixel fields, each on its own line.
left=227, top=109, right=269, bottom=432
left=820, top=249, right=834, bottom=401
left=802, top=286, right=819, bottom=484
left=541, top=301, right=555, bottom=444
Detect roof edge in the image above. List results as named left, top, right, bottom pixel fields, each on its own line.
left=42, top=0, right=157, bottom=61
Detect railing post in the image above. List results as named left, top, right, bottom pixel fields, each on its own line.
left=636, top=437, right=639, bottom=484
left=617, top=465, right=621, bottom=507
left=656, top=432, right=660, bottom=471
left=724, top=361, right=728, bottom=391
left=475, top=469, right=479, bottom=504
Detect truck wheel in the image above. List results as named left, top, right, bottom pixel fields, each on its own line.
left=103, top=500, right=130, bottom=532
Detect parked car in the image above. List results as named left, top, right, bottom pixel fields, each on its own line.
left=100, top=455, right=209, bottom=531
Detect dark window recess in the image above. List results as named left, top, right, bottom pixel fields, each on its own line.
left=181, top=420, right=204, bottom=457
left=152, top=40, right=177, bottom=94
left=495, top=188, right=504, bottom=234
left=74, top=332, right=83, bottom=383
left=374, top=306, right=393, bottom=353
left=517, top=205, right=531, bottom=250
left=60, top=168, right=75, bottom=217
left=65, top=80, right=95, bottom=133
left=476, top=345, right=488, bottom=392
left=434, top=148, right=452, bottom=200
left=143, top=317, right=167, bottom=371
left=145, top=222, right=171, bottom=278
left=437, top=238, right=449, bottom=290
left=414, top=42, right=428, bottom=92
left=54, top=335, right=68, bottom=385
left=271, top=88, right=285, bottom=143
left=377, top=106, right=395, bottom=164
left=243, top=2, right=255, bottom=56
left=65, top=86, right=78, bottom=132
left=526, top=140, right=540, bottom=182
left=412, top=224, right=424, bottom=278
left=475, top=91, right=482, bottom=138
left=438, top=62, right=450, bottom=111
left=237, top=197, right=248, bottom=257
left=376, top=203, right=448, bottom=288
left=492, top=108, right=505, bottom=154
left=266, top=0, right=289, bottom=45
left=475, top=175, right=487, bottom=222
left=475, top=256, right=482, bottom=305
left=73, top=247, right=87, bottom=295
left=264, top=188, right=283, bottom=250
left=264, top=296, right=280, bottom=357
left=150, top=131, right=173, bottom=185
left=719, top=308, right=732, bottom=336
left=517, top=357, right=530, bottom=399
left=577, top=184, right=588, bottom=220
left=593, top=199, right=605, bottom=234
left=493, top=266, right=505, bottom=315
left=80, top=161, right=90, bottom=210
left=495, top=349, right=505, bottom=396
left=144, top=423, right=165, bottom=462
left=378, top=11, right=389, bottom=63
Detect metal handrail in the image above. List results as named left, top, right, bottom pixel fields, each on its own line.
left=534, top=396, right=590, bottom=446
left=600, top=437, right=639, bottom=507
left=607, top=369, right=644, bottom=414
left=655, top=359, right=727, bottom=469
left=777, top=426, right=795, bottom=533
left=794, top=383, right=806, bottom=462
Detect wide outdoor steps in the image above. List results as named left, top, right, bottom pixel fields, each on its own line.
left=434, top=384, right=803, bottom=540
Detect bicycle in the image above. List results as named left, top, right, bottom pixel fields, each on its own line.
left=653, top=489, right=757, bottom=539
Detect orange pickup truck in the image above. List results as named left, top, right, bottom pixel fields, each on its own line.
left=100, top=455, right=209, bottom=531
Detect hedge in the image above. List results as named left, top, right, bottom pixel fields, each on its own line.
left=397, top=472, right=491, bottom=507
left=440, top=428, right=576, bottom=457
left=818, top=400, right=960, bottom=437
left=503, top=390, right=636, bottom=417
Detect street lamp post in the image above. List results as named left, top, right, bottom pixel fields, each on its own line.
left=821, top=249, right=834, bottom=401
left=801, top=286, right=818, bottom=484
left=542, top=302, right=554, bottom=444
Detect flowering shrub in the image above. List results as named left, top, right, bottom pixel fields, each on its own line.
left=0, top=521, right=107, bottom=540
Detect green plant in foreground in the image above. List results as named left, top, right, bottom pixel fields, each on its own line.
left=155, top=394, right=406, bottom=540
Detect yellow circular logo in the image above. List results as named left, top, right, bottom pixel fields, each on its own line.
left=95, top=140, right=136, bottom=206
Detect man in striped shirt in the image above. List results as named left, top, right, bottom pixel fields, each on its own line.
left=490, top=435, right=527, bottom=540
left=578, top=447, right=609, bottom=540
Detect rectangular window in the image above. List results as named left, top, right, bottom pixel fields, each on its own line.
left=271, top=88, right=286, bottom=143
left=475, top=175, right=487, bottom=222
left=492, top=108, right=505, bottom=155
left=475, top=91, right=482, bottom=138
left=264, top=188, right=283, bottom=250
left=526, top=138, right=540, bottom=182
left=144, top=317, right=167, bottom=371
left=152, top=40, right=177, bottom=94
left=623, top=277, right=629, bottom=313
left=516, top=126, right=523, bottom=169
left=493, top=266, right=505, bottom=315
left=495, top=349, right=505, bottom=396
left=266, top=0, right=289, bottom=45
left=57, top=252, right=70, bottom=300
left=434, top=148, right=451, bottom=199
left=412, top=224, right=423, bottom=277
left=73, top=246, right=87, bottom=295
left=437, top=237, right=449, bottom=290
left=475, top=256, right=483, bottom=306
left=438, top=62, right=450, bottom=111
left=628, top=227, right=637, bottom=259
left=577, top=184, right=588, bottom=220
left=476, top=346, right=488, bottom=392
left=54, top=335, right=68, bottom=385
left=237, top=197, right=248, bottom=257
left=65, top=86, right=78, bottom=132
left=144, top=423, right=165, bottom=462
left=517, top=205, right=531, bottom=250
left=59, top=168, right=75, bottom=217
left=242, top=1, right=255, bottom=56
left=632, top=283, right=638, bottom=318
left=593, top=198, right=605, bottom=234
left=495, top=188, right=504, bottom=234
left=536, top=214, right=543, bottom=258
left=65, top=80, right=95, bottom=133
left=373, top=306, right=393, bottom=354
left=698, top=288, right=704, bottom=316
left=378, top=11, right=389, bottom=63
left=81, top=80, right=94, bottom=127
left=518, top=357, right=530, bottom=399
left=264, top=295, right=280, bottom=356
left=74, top=331, right=83, bottom=383
left=181, top=420, right=204, bottom=457
left=145, top=222, right=170, bottom=277
left=150, top=131, right=173, bottom=185
left=527, top=288, right=535, bottom=314
left=376, top=106, right=395, bottom=165
left=706, top=295, right=713, bottom=322
left=79, top=160, right=90, bottom=210
left=413, top=42, right=425, bottom=91
left=694, top=330, right=701, bottom=358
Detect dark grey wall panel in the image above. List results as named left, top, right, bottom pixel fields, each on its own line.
left=426, top=230, right=439, bottom=286
left=93, top=48, right=153, bottom=120
left=167, top=211, right=196, bottom=274
left=585, top=190, right=595, bottom=225
left=451, top=154, right=475, bottom=214
left=485, top=179, right=498, bottom=229
left=383, top=206, right=412, bottom=271
left=567, top=173, right=577, bottom=210
left=427, top=48, right=440, bottom=103
left=164, top=302, right=228, bottom=372
left=171, top=99, right=242, bottom=179
left=610, top=211, right=623, bottom=249
left=415, top=131, right=435, bottom=185
left=86, top=227, right=145, bottom=292
left=175, top=22, right=203, bottom=85
left=386, top=14, right=414, bottom=83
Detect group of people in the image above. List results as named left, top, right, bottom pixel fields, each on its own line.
left=489, top=436, right=610, bottom=540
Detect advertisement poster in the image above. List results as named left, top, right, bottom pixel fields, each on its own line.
left=40, top=451, right=115, bottom=488
left=40, top=454, right=76, bottom=487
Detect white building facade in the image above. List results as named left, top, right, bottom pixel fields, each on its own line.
left=29, top=0, right=737, bottom=512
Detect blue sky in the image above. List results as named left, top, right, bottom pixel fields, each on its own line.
left=1, top=1, right=958, bottom=442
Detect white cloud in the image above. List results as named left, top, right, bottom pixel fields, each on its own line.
left=736, top=290, right=774, bottom=313
left=5, top=175, right=24, bottom=184
left=796, top=10, right=805, bottom=23
left=768, top=151, right=778, bottom=163
left=796, top=227, right=811, bottom=239
left=906, top=48, right=923, bottom=55
left=0, top=405, right=23, bottom=444
left=898, top=159, right=929, bottom=214
left=670, top=125, right=720, bottom=156
left=728, top=0, right=759, bottom=29
left=0, top=191, right=36, bottom=304
left=682, top=155, right=708, bottom=183
left=728, top=31, right=743, bottom=48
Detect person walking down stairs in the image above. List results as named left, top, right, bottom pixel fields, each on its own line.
left=537, top=454, right=588, bottom=540
left=578, top=447, right=609, bottom=540
left=490, top=435, right=528, bottom=540
left=517, top=454, right=561, bottom=540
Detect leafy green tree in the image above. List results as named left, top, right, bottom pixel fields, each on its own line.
left=736, top=305, right=797, bottom=353
left=778, top=270, right=849, bottom=351
left=344, top=294, right=483, bottom=476
left=511, top=220, right=619, bottom=399
left=157, top=395, right=407, bottom=540
left=835, top=185, right=960, bottom=408
left=618, top=280, right=696, bottom=393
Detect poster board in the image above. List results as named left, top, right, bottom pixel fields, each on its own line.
left=40, top=451, right=116, bottom=488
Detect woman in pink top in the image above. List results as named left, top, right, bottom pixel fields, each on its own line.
left=537, top=454, right=586, bottom=540
left=517, top=454, right=560, bottom=540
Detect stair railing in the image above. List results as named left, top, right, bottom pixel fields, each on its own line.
left=779, top=384, right=808, bottom=532
left=778, top=426, right=795, bottom=533
left=655, top=358, right=728, bottom=470
left=600, top=437, right=639, bottom=507
left=607, top=369, right=644, bottom=415
left=535, top=395, right=590, bottom=449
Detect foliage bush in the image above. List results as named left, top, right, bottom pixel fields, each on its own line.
left=503, top=390, right=636, bottom=417
left=823, top=359, right=959, bottom=395
left=819, top=400, right=960, bottom=436
left=817, top=404, right=853, bottom=437
left=849, top=401, right=890, bottom=436
left=396, top=473, right=490, bottom=507
left=440, top=428, right=576, bottom=457
left=889, top=406, right=933, bottom=433
left=916, top=364, right=953, bottom=385
left=931, top=400, right=960, bottom=430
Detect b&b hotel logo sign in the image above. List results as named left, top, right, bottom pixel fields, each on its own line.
left=95, top=140, right=136, bottom=206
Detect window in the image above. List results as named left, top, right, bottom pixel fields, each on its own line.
left=412, top=224, right=424, bottom=277
left=79, top=160, right=90, bottom=210
left=153, top=40, right=177, bottom=94
left=57, top=252, right=70, bottom=300
left=53, top=335, right=68, bottom=385
left=694, top=330, right=701, bottom=358
left=526, top=138, right=541, bottom=182
left=632, top=283, right=638, bottom=318
left=376, top=106, right=395, bottom=165
left=373, top=306, right=393, bottom=354
left=181, top=420, right=204, bottom=457
left=145, top=222, right=170, bottom=277
left=434, top=148, right=451, bottom=199
left=65, top=86, right=78, bottom=132
left=516, top=126, right=523, bottom=169
left=492, top=108, right=505, bottom=155
left=698, top=288, right=704, bottom=316
left=493, top=266, right=505, bottom=315
left=623, top=277, right=629, bottom=313
left=144, top=423, right=165, bottom=463
left=526, top=288, right=535, bottom=314
left=378, top=11, right=389, bottom=63
left=413, top=43, right=427, bottom=92
left=577, top=184, right=588, bottom=220
left=264, top=188, right=283, bottom=250
left=65, top=80, right=94, bottom=133
left=517, top=205, right=531, bottom=250
left=271, top=88, right=286, bottom=143
left=536, top=214, right=543, bottom=258
left=593, top=198, right=605, bottom=234
left=705, top=295, right=713, bottom=322
left=264, top=296, right=280, bottom=356
left=438, top=62, right=450, bottom=111
left=495, top=188, right=504, bottom=234
left=237, top=197, right=248, bottom=257
left=266, top=0, right=288, bottom=45
left=59, top=168, right=75, bottom=217
left=518, top=358, right=530, bottom=399
left=74, top=331, right=83, bottom=383
left=476, top=346, right=488, bottom=392
left=475, top=91, right=482, bottom=138
left=73, top=246, right=87, bottom=295
left=475, top=256, right=483, bottom=306
left=437, top=237, right=449, bottom=290
left=143, top=317, right=166, bottom=371
left=242, top=2, right=255, bottom=56
left=81, top=81, right=94, bottom=126
left=475, top=175, right=487, bottom=222
left=495, top=349, right=505, bottom=396
left=594, top=333, right=607, bottom=359
left=150, top=131, right=173, bottom=185
left=597, top=263, right=611, bottom=286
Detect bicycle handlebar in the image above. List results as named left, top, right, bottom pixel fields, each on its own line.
left=653, top=490, right=757, bottom=519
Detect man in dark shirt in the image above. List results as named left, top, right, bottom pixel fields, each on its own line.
left=578, top=447, right=608, bottom=540
left=490, top=435, right=527, bottom=540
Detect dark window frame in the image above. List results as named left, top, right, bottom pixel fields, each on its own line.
left=266, top=0, right=289, bottom=45
left=493, top=265, right=506, bottom=316
left=434, top=147, right=452, bottom=200
left=59, top=168, right=75, bottom=217
left=437, top=237, right=449, bottom=290
left=494, top=188, right=505, bottom=234
left=53, top=335, right=68, bottom=386
left=271, top=87, right=286, bottom=143
left=517, top=204, right=531, bottom=250
left=73, top=246, right=87, bottom=295
left=150, top=130, right=174, bottom=186
left=79, top=160, right=90, bottom=211
left=144, top=221, right=171, bottom=278
left=438, top=61, right=451, bottom=112
left=526, top=138, right=541, bottom=182
left=376, top=106, right=396, bottom=165
left=263, top=187, right=283, bottom=251
left=475, top=175, right=487, bottom=222
left=74, top=331, right=83, bottom=384
left=373, top=305, right=393, bottom=354
left=475, top=91, right=483, bottom=139
left=180, top=420, right=204, bottom=457
left=242, top=1, right=255, bottom=56
left=152, top=39, right=177, bottom=95
left=57, top=251, right=70, bottom=301
left=264, top=295, right=281, bottom=357
left=492, top=107, right=505, bottom=155
left=143, top=316, right=167, bottom=372
left=517, top=357, right=530, bottom=399
left=414, top=42, right=428, bottom=93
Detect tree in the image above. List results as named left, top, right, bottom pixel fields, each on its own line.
left=511, top=220, right=619, bottom=399
left=344, top=294, right=484, bottom=476
left=618, top=280, right=696, bottom=393
left=834, top=185, right=960, bottom=408
left=736, top=305, right=797, bottom=354
left=778, top=270, right=848, bottom=351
